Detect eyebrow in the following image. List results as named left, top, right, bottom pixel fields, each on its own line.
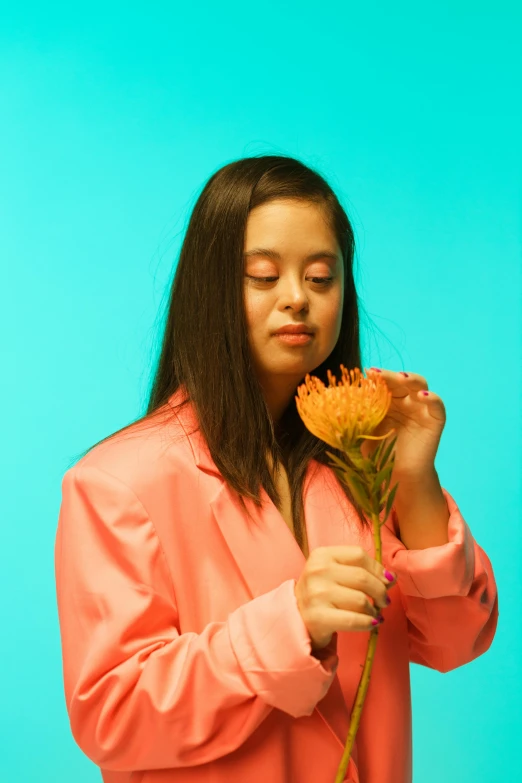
left=243, top=248, right=340, bottom=262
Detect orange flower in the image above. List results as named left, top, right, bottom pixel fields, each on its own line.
left=295, top=366, right=393, bottom=451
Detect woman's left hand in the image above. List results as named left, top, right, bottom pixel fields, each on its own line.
left=360, top=368, right=446, bottom=482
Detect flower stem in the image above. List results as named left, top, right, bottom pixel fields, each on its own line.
left=334, top=510, right=383, bottom=783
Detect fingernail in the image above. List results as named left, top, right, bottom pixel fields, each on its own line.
left=383, top=569, right=396, bottom=583
left=400, top=372, right=409, bottom=377
left=385, top=595, right=391, bottom=605
left=371, top=615, right=384, bottom=626
left=370, top=367, right=382, bottom=372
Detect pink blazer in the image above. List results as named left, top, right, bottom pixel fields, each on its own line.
left=54, top=388, right=498, bottom=783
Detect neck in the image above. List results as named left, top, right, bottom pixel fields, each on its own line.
left=259, top=377, right=301, bottom=427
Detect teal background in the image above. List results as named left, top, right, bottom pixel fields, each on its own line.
left=1, top=2, right=520, bottom=781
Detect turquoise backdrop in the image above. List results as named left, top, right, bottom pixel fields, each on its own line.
left=1, top=2, right=520, bottom=781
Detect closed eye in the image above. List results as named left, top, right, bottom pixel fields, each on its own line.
left=246, top=276, right=334, bottom=285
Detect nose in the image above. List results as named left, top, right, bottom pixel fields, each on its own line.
left=279, top=275, right=309, bottom=312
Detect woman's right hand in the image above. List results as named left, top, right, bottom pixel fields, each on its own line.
left=294, top=545, right=397, bottom=651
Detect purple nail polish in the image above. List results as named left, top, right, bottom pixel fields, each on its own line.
left=384, top=569, right=395, bottom=583
left=385, top=595, right=391, bottom=605
left=370, top=367, right=381, bottom=372
left=422, top=391, right=429, bottom=396
left=400, top=372, right=409, bottom=377
left=371, top=615, right=384, bottom=626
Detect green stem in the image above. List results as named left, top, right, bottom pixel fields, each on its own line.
left=333, top=509, right=383, bottom=783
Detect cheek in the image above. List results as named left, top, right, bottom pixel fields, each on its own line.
left=319, top=292, right=343, bottom=334
left=244, top=291, right=267, bottom=333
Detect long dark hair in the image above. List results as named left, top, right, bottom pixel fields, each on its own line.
left=71, top=154, right=373, bottom=546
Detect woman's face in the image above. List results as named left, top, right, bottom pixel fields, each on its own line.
left=243, top=198, right=344, bottom=402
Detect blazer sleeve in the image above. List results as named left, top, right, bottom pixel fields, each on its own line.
left=384, top=487, right=499, bottom=673
left=54, top=464, right=338, bottom=772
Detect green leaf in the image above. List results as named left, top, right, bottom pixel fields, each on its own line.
left=383, top=465, right=393, bottom=494
left=362, top=457, right=375, bottom=474
left=331, top=465, right=372, bottom=515
left=371, top=437, right=386, bottom=467
left=378, top=434, right=398, bottom=471
left=384, top=481, right=399, bottom=521
left=338, top=469, right=370, bottom=511
left=325, top=451, right=367, bottom=484
left=325, top=450, right=354, bottom=473
left=347, top=473, right=373, bottom=515
left=344, top=449, right=367, bottom=472
left=372, top=463, right=393, bottom=495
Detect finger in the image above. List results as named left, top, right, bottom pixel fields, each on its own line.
left=365, top=368, right=428, bottom=392
left=321, top=605, right=384, bottom=634
left=332, top=585, right=380, bottom=618
left=417, top=389, right=446, bottom=420
left=333, top=561, right=395, bottom=610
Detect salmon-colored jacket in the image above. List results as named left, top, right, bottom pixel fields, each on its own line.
left=54, top=389, right=498, bottom=783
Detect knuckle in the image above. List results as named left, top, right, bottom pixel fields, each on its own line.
left=311, top=545, right=325, bottom=560
left=307, top=560, right=326, bottom=580
left=354, top=545, right=367, bottom=562
left=359, top=569, right=371, bottom=591
left=308, top=549, right=327, bottom=571
left=311, top=582, right=329, bottom=603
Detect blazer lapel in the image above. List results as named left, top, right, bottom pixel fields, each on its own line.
left=167, top=390, right=356, bottom=757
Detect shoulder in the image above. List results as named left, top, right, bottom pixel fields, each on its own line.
left=63, top=399, right=200, bottom=501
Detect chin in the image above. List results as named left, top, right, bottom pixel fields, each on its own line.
left=266, top=358, right=323, bottom=378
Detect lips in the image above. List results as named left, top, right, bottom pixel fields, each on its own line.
left=273, top=325, right=314, bottom=335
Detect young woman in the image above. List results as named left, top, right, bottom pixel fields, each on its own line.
left=54, top=155, right=498, bottom=783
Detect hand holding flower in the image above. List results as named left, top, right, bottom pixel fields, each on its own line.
left=360, top=368, right=446, bottom=483
left=361, top=368, right=450, bottom=550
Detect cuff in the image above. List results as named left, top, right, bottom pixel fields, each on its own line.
left=385, top=487, right=475, bottom=599
left=227, top=578, right=339, bottom=718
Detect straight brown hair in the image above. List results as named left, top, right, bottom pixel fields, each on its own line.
left=71, top=154, right=373, bottom=548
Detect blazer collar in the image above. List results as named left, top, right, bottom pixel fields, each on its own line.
left=166, top=387, right=370, bottom=768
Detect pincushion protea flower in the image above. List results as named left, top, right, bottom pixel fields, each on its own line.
left=295, top=365, right=400, bottom=783
left=295, top=366, right=392, bottom=453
